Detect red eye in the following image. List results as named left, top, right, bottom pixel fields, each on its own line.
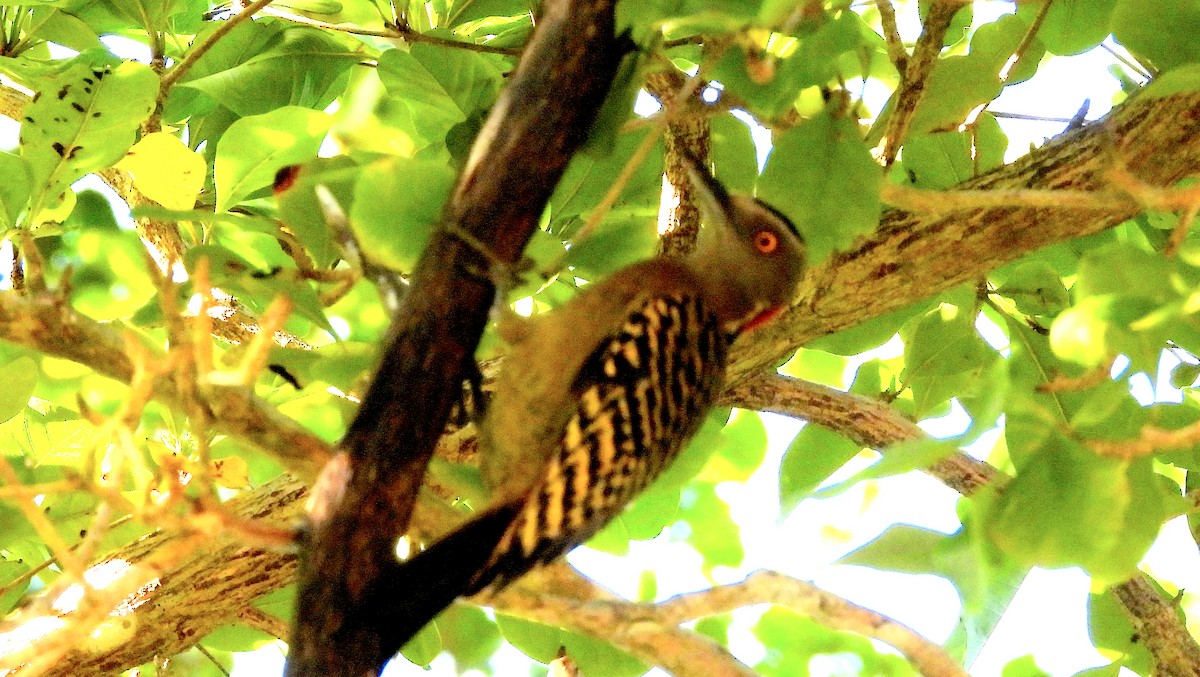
left=753, top=230, right=778, bottom=254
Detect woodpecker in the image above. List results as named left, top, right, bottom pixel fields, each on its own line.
left=383, top=155, right=807, bottom=649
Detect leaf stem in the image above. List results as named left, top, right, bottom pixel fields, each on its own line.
left=159, top=0, right=276, bottom=94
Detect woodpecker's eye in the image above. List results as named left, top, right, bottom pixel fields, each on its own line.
left=753, top=230, right=779, bottom=254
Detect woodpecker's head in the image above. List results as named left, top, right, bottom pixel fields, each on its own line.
left=684, top=156, right=807, bottom=333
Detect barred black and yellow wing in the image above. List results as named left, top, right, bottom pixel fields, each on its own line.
left=483, top=292, right=729, bottom=587
left=379, top=294, right=730, bottom=645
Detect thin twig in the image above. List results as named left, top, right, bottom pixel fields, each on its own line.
left=1102, top=39, right=1153, bottom=80
left=1087, top=421, right=1200, bottom=460
left=990, top=111, right=1078, bottom=123
left=262, top=5, right=523, bottom=56
left=160, top=0, right=276, bottom=91
left=874, top=0, right=907, bottom=73
left=1037, top=355, right=1116, bottom=393
left=653, top=571, right=969, bottom=677
left=880, top=0, right=959, bottom=166
left=972, top=0, right=1053, bottom=123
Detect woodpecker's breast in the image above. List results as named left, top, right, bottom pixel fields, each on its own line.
left=484, top=293, right=731, bottom=587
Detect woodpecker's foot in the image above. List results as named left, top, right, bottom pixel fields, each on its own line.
left=437, top=222, right=538, bottom=292
left=455, top=358, right=490, bottom=425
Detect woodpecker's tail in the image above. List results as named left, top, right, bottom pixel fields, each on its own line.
left=373, top=500, right=522, bottom=654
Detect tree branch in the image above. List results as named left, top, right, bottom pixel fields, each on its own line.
left=287, top=0, right=629, bottom=674
left=648, top=570, right=967, bottom=677
left=723, top=370, right=1200, bottom=676
left=880, top=0, right=959, bottom=165
left=724, top=372, right=1003, bottom=495
left=0, top=292, right=331, bottom=479
left=728, top=89, right=1200, bottom=386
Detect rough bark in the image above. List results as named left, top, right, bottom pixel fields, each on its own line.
left=728, top=90, right=1200, bottom=384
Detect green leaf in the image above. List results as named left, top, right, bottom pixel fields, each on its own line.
left=108, top=0, right=190, bottom=34
left=779, top=423, right=861, bottom=513
left=758, top=108, right=881, bottom=262
left=179, top=26, right=359, bottom=117
left=995, top=261, right=1070, bottom=316
left=399, top=618, right=442, bottom=667
left=678, top=482, right=743, bottom=571
left=563, top=209, right=658, bottom=280
left=940, top=507, right=1028, bottom=664
left=809, top=297, right=934, bottom=356
left=348, top=157, right=456, bottom=272
left=201, top=623, right=275, bottom=653
left=1112, top=0, right=1200, bottom=72
left=1171, top=361, right=1200, bottom=389
left=275, top=156, right=362, bottom=268
left=0, top=559, right=31, bottom=615
left=898, top=12, right=1044, bottom=139
left=25, top=6, right=103, bottom=53
left=1048, top=296, right=1125, bottom=368
left=1039, top=0, right=1118, bottom=56
left=694, top=614, right=731, bottom=646
left=1088, top=588, right=1155, bottom=675
left=551, top=127, right=662, bottom=223
left=779, top=348, right=848, bottom=386
left=0, top=151, right=31, bottom=229
left=1075, top=242, right=1170, bottom=301
left=438, top=604, right=502, bottom=673
left=1001, top=655, right=1050, bottom=677
left=1142, top=63, right=1200, bottom=97
left=902, top=304, right=998, bottom=417
left=754, top=606, right=917, bottom=677
left=903, top=113, right=1007, bottom=189
left=495, top=613, right=561, bottom=663
left=840, top=524, right=949, bottom=574
left=0, top=357, right=38, bottom=424
left=253, top=583, right=296, bottom=618
left=969, top=12, right=1043, bottom=84
left=214, top=106, right=331, bottom=212
left=377, top=43, right=505, bottom=144
left=71, top=229, right=157, bottom=320
left=702, top=409, right=768, bottom=482
left=982, top=434, right=1171, bottom=584
left=711, top=113, right=760, bottom=194
left=39, top=490, right=99, bottom=543
left=708, top=10, right=862, bottom=119
left=813, top=438, right=956, bottom=499
left=561, top=629, right=646, bottom=677
left=164, top=19, right=280, bottom=121
left=451, top=0, right=535, bottom=25
left=19, top=57, right=158, bottom=225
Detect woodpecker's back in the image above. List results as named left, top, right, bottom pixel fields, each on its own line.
left=384, top=156, right=807, bottom=652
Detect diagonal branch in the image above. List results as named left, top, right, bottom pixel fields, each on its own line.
left=729, top=89, right=1200, bottom=386
left=287, top=0, right=630, bottom=674
left=725, top=372, right=1200, bottom=677
left=880, top=0, right=960, bottom=165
